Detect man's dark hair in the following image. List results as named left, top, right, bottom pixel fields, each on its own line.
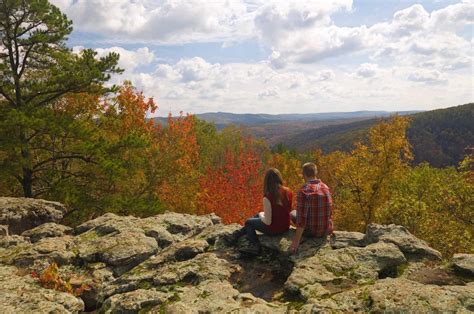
left=302, top=162, right=318, bottom=178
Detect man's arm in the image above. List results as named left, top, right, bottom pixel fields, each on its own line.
left=289, top=189, right=306, bottom=254
left=289, top=226, right=304, bottom=254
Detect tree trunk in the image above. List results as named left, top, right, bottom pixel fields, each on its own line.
left=22, top=167, right=33, bottom=198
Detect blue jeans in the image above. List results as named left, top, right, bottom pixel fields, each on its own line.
left=234, top=214, right=272, bottom=246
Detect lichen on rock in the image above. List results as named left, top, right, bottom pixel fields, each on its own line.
left=0, top=198, right=472, bottom=313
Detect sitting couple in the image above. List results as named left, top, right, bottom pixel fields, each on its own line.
left=224, top=162, right=333, bottom=255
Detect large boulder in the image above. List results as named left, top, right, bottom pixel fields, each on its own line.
left=305, top=278, right=474, bottom=313
left=0, top=197, right=67, bottom=234
left=330, top=231, right=366, bottom=249
left=451, top=254, right=474, bottom=277
left=101, top=289, right=169, bottom=313
left=0, top=264, right=84, bottom=313
left=73, top=212, right=218, bottom=276
left=21, top=222, right=72, bottom=243
left=286, top=242, right=407, bottom=297
left=158, top=280, right=285, bottom=314
left=0, top=235, right=76, bottom=267
left=366, top=224, right=442, bottom=261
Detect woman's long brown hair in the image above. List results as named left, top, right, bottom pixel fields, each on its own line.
left=264, top=168, right=284, bottom=205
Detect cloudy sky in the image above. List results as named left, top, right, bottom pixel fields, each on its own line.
left=51, top=0, right=473, bottom=116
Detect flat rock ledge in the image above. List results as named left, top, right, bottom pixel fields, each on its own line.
left=0, top=198, right=472, bottom=313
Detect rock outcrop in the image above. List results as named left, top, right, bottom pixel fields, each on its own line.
left=0, top=264, right=84, bottom=313
left=0, top=197, right=67, bottom=234
left=0, top=198, right=472, bottom=313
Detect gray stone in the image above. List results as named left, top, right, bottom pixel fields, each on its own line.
left=101, top=289, right=169, bottom=313
left=0, top=224, right=8, bottom=236
left=330, top=231, right=366, bottom=249
left=153, top=280, right=285, bottom=314
left=0, top=234, right=29, bottom=248
left=366, top=223, right=442, bottom=261
left=7, top=235, right=77, bottom=267
left=0, top=197, right=68, bottom=234
left=0, top=204, right=467, bottom=313
left=152, top=252, right=238, bottom=286
left=451, top=253, right=474, bottom=277
left=0, top=264, right=84, bottom=313
left=286, top=242, right=406, bottom=296
left=75, top=229, right=159, bottom=276
left=21, top=222, right=72, bottom=243
left=306, top=278, right=474, bottom=313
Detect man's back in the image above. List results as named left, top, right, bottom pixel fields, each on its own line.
left=295, top=179, right=333, bottom=237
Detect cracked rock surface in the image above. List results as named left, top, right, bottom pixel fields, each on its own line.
left=0, top=197, right=472, bottom=313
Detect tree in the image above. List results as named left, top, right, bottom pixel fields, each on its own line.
left=380, top=162, right=473, bottom=256
left=0, top=0, right=121, bottom=197
left=153, top=113, right=201, bottom=213
left=197, top=134, right=264, bottom=224
left=317, top=116, right=412, bottom=230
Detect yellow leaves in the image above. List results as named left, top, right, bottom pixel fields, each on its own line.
left=317, top=116, right=413, bottom=231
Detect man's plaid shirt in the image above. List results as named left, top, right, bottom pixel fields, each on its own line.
left=296, top=179, right=333, bottom=237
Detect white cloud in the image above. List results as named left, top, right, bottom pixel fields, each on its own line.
left=96, top=47, right=155, bottom=71
left=51, top=0, right=251, bottom=44
left=50, top=1, right=473, bottom=115
left=258, top=87, right=280, bottom=99
left=355, top=63, right=380, bottom=78
left=408, top=69, right=448, bottom=84
left=175, top=57, right=219, bottom=82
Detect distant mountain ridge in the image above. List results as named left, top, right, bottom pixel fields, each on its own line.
left=153, top=110, right=420, bottom=128
left=278, top=103, right=474, bottom=167
left=152, top=104, right=473, bottom=167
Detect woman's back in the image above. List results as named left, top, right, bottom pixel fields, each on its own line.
left=265, top=186, right=293, bottom=233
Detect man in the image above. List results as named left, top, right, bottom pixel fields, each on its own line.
left=289, top=162, right=333, bottom=254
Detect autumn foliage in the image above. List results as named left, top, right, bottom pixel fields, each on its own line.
left=1, top=81, right=472, bottom=257
left=31, top=263, right=91, bottom=296
left=198, top=138, right=263, bottom=224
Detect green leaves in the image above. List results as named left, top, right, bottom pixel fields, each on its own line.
left=0, top=0, right=122, bottom=197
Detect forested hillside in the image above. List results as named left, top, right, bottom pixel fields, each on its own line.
left=278, top=103, right=474, bottom=167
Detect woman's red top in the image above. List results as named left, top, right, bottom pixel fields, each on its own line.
left=265, top=186, right=293, bottom=233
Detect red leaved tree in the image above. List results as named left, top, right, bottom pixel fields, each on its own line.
left=197, top=137, right=263, bottom=224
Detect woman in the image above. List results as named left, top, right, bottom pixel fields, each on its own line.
left=223, top=168, right=293, bottom=255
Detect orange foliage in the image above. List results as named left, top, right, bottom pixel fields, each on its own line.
left=31, top=263, right=91, bottom=296
left=105, top=82, right=158, bottom=135
left=197, top=138, right=263, bottom=224
left=154, top=113, right=201, bottom=212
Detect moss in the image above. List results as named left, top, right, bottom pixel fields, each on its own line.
left=129, top=264, right=146, bottom=275
left=77, top=230, right=100, bottom=242
left=167, top=291, right=181, bottom=303
left=358, top=278, right=376, bottom=286
left=396, top=263, right=408, bottom=277
left=286, top=300, right=306, bottom=311
left=99, top=300, right=111, bottom=314
left=138, top=280, right=153, bottom=290
left=138, top=306, right=153, bottom=313
left=158, top=304, right=166, bottom=314
left=0, top=244, right=32, bottom=264
left=156, top=281, right=186, bottom=293
left=360, top=288, right=373, bottom=310
left=198, top=290, right=210, bottom=299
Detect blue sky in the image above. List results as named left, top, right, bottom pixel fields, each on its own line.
left=52, top=0, right=473, bottom=116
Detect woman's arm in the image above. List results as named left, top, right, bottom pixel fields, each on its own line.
left=259, top=197, right=272, bottom=225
